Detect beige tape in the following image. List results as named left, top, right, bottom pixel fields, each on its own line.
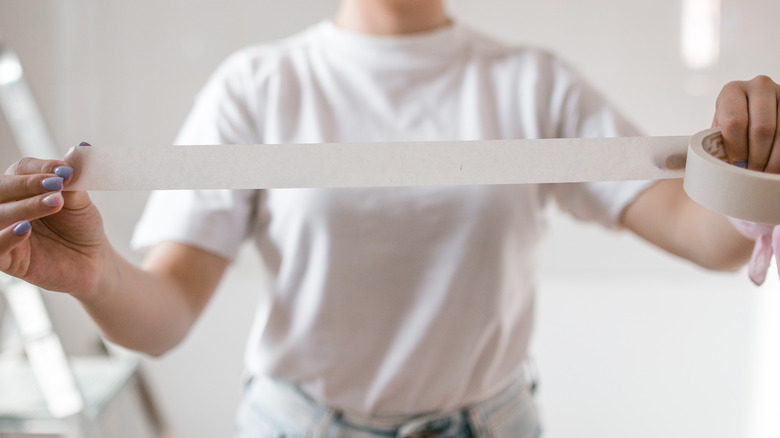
left=64, top=129, right=776, bottom=223
left=66, top=135, right=688, bottom=190
left=684, top=128, right=780, bottom=224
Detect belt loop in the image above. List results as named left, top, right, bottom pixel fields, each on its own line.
left=308, top=407, right=338, bottom=438
left=465, top=407, right=491, bottom=438
left=523, top=358, right=540, bottom=396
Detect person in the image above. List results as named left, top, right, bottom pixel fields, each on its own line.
left=1, top=0, right=779, bottom=436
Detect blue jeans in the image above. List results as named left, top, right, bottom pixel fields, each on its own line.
left=235, top=373, right=542, bottom=437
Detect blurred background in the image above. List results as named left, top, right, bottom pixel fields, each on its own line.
left=0, top=0, right=779, bottom=437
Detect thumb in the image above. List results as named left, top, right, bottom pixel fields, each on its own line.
left=61, top=142, right=94, bottom=209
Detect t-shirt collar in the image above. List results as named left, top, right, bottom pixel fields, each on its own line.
left=313, top=19, right=467, bottom=69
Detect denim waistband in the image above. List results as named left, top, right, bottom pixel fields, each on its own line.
left=242, top=365, right=537, bottom=437
left=338, top=375, right=530, bottom=437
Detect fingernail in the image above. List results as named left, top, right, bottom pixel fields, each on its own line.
left=42, top=192, right=63, bottom=207
left=79, top=141, right=91, bottom=147
left=42, top=176, right=64, bottom=191
left=54, top=166, right=73, bottom=180
left=734, top=161, right=748, bottom=169
left=13, top=221, right=31, bottom=236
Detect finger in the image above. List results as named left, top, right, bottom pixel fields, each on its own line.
left=0, top=192, right=65, bottom=230
left=5, top=157, right=73, bottom=178
left=61, top=143, right=88, bottom=187
left=59, top=145, right=94, bottom=209
left=0, top=174, right=64, bottom=203
left=0, top=221, right=31, bottom=267
left=713, top=81, right=749, bottom=165
left=746, top=76, right=779, bottom=172
left=764, top=87, right=780, bottom=173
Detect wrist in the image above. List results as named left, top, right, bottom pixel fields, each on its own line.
left=73, top=243, right=121, bottom=303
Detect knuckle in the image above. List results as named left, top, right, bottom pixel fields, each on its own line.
left=718, top=113, right=749, bottom=132
left=0, top=175, right=40, bottom=203
left=18, top=157, right=38, bottom=171
left=720, top=80, right=745, bottom=96
left=6, top=157, right=34, bottom=176
left=751, top=121, right=777, bottom=140
left=0, top=175, right=10, bottom=195
left=0, top=203, right=17, bottom=226
left=25, top=175, right=43, bottom=194
left=0, top=196, right=39, bottom=225
left=751, top=74, right=775, bottom=88
left=5, top=161, right=21, bottom=176
left=4, top=157, right=61, bottom=177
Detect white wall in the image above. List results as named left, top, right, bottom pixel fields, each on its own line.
left=1, top=1, right=779, bottom=437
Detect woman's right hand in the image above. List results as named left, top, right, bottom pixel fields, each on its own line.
left=0, top=156, right=111, bottom=298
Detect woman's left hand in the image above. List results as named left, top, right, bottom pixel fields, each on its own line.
left=714, top=75, right=780, bottom=284
left=713, top=75, right=780, bottom=171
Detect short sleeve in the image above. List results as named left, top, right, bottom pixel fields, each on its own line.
left=131, top=51, right=264, bottom=259
left=131, top=189, right=258, bottom=260
left=544, top=58, right=655, bottom=228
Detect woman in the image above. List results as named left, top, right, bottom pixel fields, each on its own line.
left=1, top=0, right=778, bottom=436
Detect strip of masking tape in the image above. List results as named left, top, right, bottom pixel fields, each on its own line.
left=64, top=128, right=778, bottom=223
left=66, top=135, right=688, bottom=190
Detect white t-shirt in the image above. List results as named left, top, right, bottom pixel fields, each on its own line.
left=132, top=20, right=652, bottom=415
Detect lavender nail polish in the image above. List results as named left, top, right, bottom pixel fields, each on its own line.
left=79, top=141, right=91, bottom=147
left=42, top=176, right=63, bottom=191
left=13, top=221, right=31, bottom=236
left=734, top=161, right=748, bottom=169
left=54, top=166, right=73, bottom=180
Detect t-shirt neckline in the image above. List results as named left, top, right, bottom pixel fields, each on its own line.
left=313, top=19, right=468, bottom=68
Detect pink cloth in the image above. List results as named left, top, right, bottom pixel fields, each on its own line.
left=728, top=218, right=780, bottom=285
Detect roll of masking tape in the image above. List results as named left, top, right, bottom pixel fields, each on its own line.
left=684, top=128, right=780, bottom=224
left=64, top=128, right=776, bottom=223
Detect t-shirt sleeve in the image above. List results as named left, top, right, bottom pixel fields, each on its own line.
left=543, top=57, right=655, bottom=229
left=131, top=52, right=263, bottom=260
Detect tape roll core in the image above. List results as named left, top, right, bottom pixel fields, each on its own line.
left=684, top=128, right=780, bottom=224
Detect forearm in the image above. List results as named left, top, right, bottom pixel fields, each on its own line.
left=670, top=199, right=753, bottom=271
left=74, top=242, right=227, bottom=356
left=622, top=179, right=753, bottom=271
left=71, top=249, right=192, bottom=356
